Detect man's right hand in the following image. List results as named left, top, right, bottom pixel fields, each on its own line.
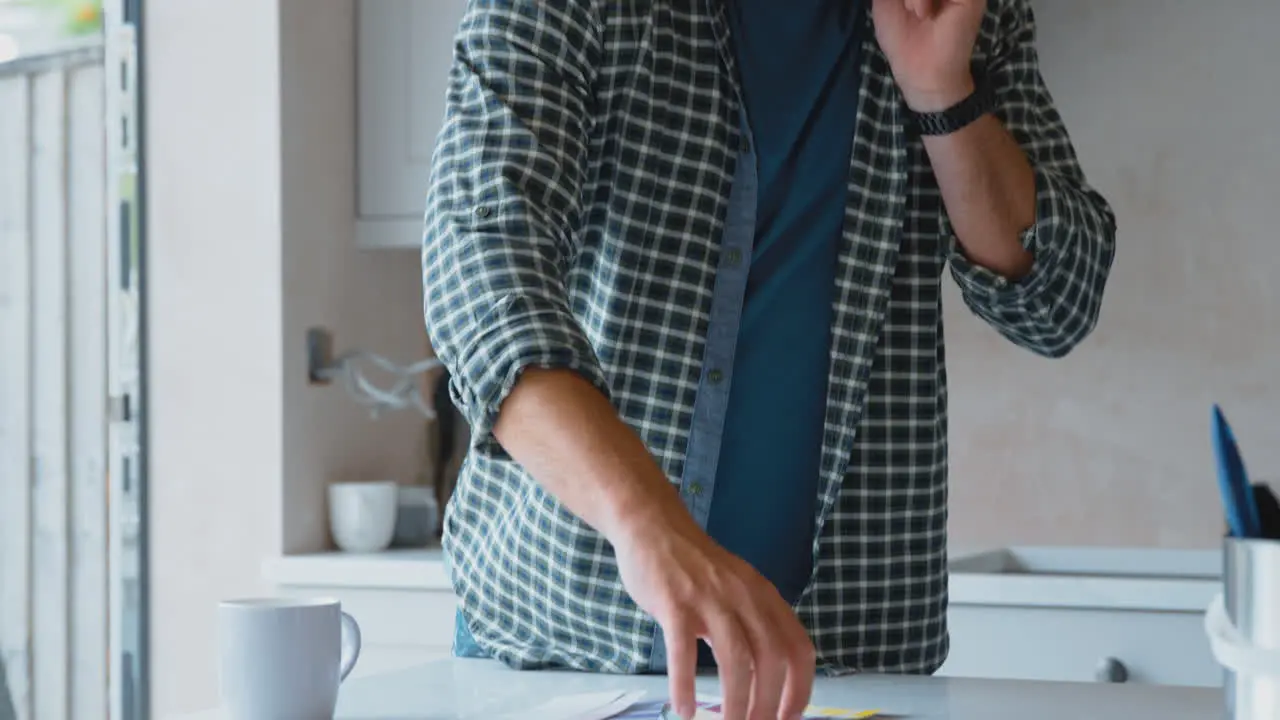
left=491, top=368, right=815, bottom=720
left=612, top=510, right=816, bottom=720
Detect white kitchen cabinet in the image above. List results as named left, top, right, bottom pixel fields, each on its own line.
left=356, top=0, right=465, bottom=249
left=264, top=550, right=457, bottom=677
left=944, top=605, right=1221, bottom=688
left=266, top=547, right=1227, bottom=687
left=275, top=585, right=456, bottom=678
left=938, top=547, right=1224, bottom=688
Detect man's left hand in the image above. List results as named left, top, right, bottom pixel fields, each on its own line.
left=872, top=0, right=987, bottom=112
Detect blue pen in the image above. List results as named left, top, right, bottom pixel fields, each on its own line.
left=1212, top=404, right=1263, bottom=538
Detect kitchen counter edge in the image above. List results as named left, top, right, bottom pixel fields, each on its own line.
left=262, top=547, right=453, bottom=591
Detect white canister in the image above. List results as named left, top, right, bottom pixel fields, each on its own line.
left=1204, top=537, right=1280, bottom=720
left=328, top=480, right=399, bottom=553
left=391, top=485, right=440, bottom=548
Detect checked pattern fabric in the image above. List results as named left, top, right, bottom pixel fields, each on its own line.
left=421, top=0, right=1115, bottom=676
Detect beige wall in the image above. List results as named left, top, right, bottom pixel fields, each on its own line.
left=945, top=0, right=1280, bottom=549
left=146, top=0, right=426, bottom=714
left=278, top=0, right=428, bottom=556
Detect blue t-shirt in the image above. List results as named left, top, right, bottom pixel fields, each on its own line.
left=452, top=1, right=869, bottom=667
left=705, top=0, right=866, bottom=605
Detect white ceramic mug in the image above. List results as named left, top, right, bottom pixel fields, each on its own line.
left=218, top=598, right=361, bottom=719
left=328, top=480, right=398, bottom=553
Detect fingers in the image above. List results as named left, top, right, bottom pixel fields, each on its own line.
left=777, top=620, right=816, bottom=720
left=905, top=0, right=939, bottom=19
left=706, top=613, right=753, bottom=720
left=748, top=653, right=786, bottom=720
left=746, top=595, right=815, bottom=720
left=665, top=617, right=699, bottom=720
left=874, top=0, right=911, bottom=24
left=735, top=600, right=787, bottom=720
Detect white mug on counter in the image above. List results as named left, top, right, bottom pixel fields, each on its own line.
left=328, top=480, right=398, bottom=553
left=218, top=597, right=361, bottom=719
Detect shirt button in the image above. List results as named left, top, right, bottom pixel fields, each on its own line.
left=474, top=205, right=492, bottom=218
left=687, top=482, right=704, bottom=497
left=724, top=248, right=743, bottom=267
left=738, top=135, right=751, bottom=153
left=707, top=369, right=724, bottom=384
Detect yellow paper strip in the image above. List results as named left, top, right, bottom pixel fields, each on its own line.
left=804, top=705, right=881, bottom=718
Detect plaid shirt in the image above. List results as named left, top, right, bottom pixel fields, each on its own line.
left=422, top=0, right=1116, bottom=675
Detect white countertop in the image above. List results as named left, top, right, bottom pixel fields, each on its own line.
left=261, top=547, right=452, bottom=591
left=262, top=545, right=1223, bottom=612
left=177, top=656, right=1222, bottom=719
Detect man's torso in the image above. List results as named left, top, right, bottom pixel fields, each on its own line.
left=438, top=0, right=1003, bottom=675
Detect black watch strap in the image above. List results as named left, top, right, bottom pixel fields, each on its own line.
left=908, top=79, right=995, bottom=137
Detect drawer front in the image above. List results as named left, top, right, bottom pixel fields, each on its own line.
left=348, top=645, right=452, bottom=679
left=276, top=586, right=457, bottom=649
left=939, top=606, right=1222, bottom=688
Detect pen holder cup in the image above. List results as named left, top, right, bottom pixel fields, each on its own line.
left=1204, top=537, right=1280, bottom=720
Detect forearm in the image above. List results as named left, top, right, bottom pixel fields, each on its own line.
left=493, top=367, right=692, bottom=542
left=920, top=99, right=1036, bottom=280
left=882, top=0, right=1114, bottom=358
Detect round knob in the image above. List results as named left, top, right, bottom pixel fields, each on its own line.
left=1095, top=656, right=1129, bottom=683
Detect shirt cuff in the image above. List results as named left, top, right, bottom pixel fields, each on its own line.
left=945, top=168, right=1066, bottom=310
left=448, top=293, right=611, bottom=458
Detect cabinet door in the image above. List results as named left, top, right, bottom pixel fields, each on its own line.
left=939, top=605, right=1222, bottom=688
left=357, top=0, right=465, bottom=248
left=276, top=585, right=459, bottom=659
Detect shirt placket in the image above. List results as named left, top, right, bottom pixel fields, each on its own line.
left=647, top=106, right=757, bottom=672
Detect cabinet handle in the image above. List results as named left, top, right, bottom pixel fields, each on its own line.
left=1095, top=656, right=1129, bottom=683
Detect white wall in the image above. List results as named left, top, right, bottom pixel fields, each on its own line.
left=146, top=0, right=283, bottom=714
left=146, top=0, right=427, bottom=714
left=945, top=0, right=1280, bottom=548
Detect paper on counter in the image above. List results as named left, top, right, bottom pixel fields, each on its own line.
left=483, top=689, right=647, bottom=720
left=663, top=695, right=880, bottom=719
left=682, top=708, right=879, bottom=719
left=577, top=690, right=647, bottom=720
left=488, top=690, right=881, bottom=720
left=803, top=706, right=881, bottom=719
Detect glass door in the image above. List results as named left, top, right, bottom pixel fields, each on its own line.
left=0, top=2, right=132, bottom=712
left=103, top=1, right=147, bottom=718
left=1, top=2, right=136, bottom=717
left=0, top=4, right=145, bottom=715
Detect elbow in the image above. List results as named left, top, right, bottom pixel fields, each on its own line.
left=1031, top=310, right=1099, bottom=359
left=1031, top=233, right=1115, bottom=359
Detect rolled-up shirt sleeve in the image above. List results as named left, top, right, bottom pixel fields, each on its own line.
left=421, top=0, right=610, bottom=456
left=947, top=0, right=1118, bottom=359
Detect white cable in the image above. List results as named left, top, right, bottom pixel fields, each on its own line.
left=316, top=350, right=445, bottom=420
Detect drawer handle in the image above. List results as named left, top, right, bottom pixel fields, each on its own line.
left=1095, top=656, right=1129, bottom=683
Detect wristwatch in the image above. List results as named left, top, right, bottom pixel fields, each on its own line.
left=908, top=79, right=995, bottom=137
